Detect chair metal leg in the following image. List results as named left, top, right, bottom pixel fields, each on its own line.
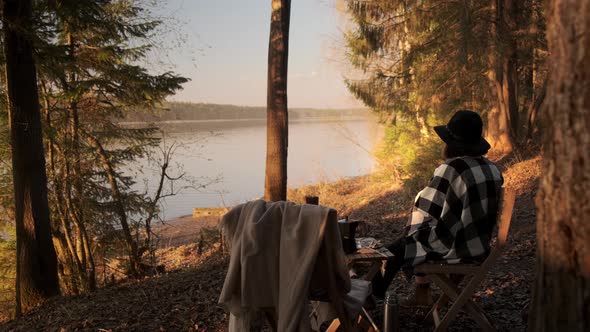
left=463, top=301, right=495, bottom=332
left=326, top=318, right=341, bottom=332
left=328, top=311, right=378, bottom=332
left=432, top=308, right=441, bottom=328
left=432, top=274, right=494, bottom=331
left=429, top=274, right=496, bottom=332
left=363, top=262, right=383, bottom=281
left=423, top=294, right=449, bottom=323
left=361, top=307, right=380, bottom=332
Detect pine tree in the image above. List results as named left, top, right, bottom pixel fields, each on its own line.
left=343, top=0, right=547, bottom=159
left=33, top=0, right=188, bottom=281
left=0, top=0, right=191, bottom=292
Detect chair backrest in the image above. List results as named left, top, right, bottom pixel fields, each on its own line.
left=447, top=188, right=516, bottom=291
left=495, top=188, right=516, bottom=250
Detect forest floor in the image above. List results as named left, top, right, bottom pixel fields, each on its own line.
left=0, top=153, right=541, bottom=332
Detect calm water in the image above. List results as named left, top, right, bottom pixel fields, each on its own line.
left=126, top=116, right=383, bottom=220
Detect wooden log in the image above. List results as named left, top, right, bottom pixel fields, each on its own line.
left=192, top=207, right=229, bottom=219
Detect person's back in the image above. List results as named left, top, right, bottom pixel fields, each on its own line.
left=405, top=155, right=503, bottom=266
left=372, top=110, right=503, bottom=304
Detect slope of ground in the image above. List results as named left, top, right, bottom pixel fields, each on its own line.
left=0, top=155, right=541, bottom=332
left=292, top=155, right=540, bottom=331
left=0, top=250, right=229, bottom=331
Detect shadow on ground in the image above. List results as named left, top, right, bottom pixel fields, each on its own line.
left=0, top=252, right=229, bottom=332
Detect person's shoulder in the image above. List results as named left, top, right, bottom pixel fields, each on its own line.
left=439, top=156, right=475, bottom=175
left=432, top=158, right=463, bottom=179
left=444, top=156, right=504, bottom=184
left=479, top=156, right=499, bottom=167
left=444, top=156, right=498, bottom=172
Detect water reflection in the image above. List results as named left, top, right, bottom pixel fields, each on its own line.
left=126, top=116, right=383, bottom=220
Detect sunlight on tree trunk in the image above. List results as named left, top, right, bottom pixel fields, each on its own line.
left=264, top=0, right=291, bottom=201
left=486, top=106, right=513, bottom=154
left=2, top=0, right=60, bottom=315
left=529, top=0, right=590, bottom=330
left=487, top=0, right=518, bottom=154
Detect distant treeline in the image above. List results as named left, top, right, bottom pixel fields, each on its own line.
left=122, top=102, right=369, bottom=122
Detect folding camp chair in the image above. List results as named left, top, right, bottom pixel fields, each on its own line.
left=414, top=189, right=516, bottom=332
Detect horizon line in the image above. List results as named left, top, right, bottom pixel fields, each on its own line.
left=166, top=99, right=369, bottom=110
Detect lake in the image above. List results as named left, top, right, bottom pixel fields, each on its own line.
left=126, top=115, right=383, bottom=220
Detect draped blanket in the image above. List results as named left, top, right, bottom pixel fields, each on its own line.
left=218, top=200, right=350, bottom=332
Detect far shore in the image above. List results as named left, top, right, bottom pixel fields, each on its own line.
left=119, top=115, right=370, bottom=126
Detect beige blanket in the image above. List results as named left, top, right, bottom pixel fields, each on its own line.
left=218, top=200, right=350, bottom=332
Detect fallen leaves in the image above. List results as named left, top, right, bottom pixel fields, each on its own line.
left=0, top=155, right=541, bottom=331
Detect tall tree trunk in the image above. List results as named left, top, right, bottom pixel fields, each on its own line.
left=486, top=104, right=513, bottom=154
left=528, top=0, right=590, bottom=330
left=65, top=31, right=95, bottom=290
left=525, top=0, right=548, bottom=142
left=502, top=0, right=520, bottom=139
left=525, top=78, right=547, bottom=141
left=3, top=0, right=60, bottom=314
left=264, top=0, right=291, bottom=201
left=51, top=231, right=80, bottom=295
left=487, top=0, right=518, bottom=154
left=80, top=228, right=96, bottom=290
left=43, top=97, right=85, bottom=294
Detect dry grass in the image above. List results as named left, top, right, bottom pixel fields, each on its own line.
left=501, top=155, right=541, bottom=195
left=155, top=227, right=223, bottom=271
left=288, top=174, right=405, bottom=216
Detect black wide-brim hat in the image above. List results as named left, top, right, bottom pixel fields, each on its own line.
left=434, top=110, right=491, bottom=152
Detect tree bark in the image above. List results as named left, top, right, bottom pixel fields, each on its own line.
left=264, top=0, right=291, bottom=201
left=525, top=78, right=547, bottom=141
left=51, top=231, right=80, bottom=295
left=487, top=0, right=518, bottom=154
left=65, top=31, right=95, bottom=290
left=486, top=105, right=513, bottom=154
left=3, top=0, right=60, bottom=314
left=528, top=0, right=590, bottom=330
left=43, top=87, right=87, bottom=293
left=502, top=0, right=520, bottom=139
left=42, top=87, right=85, bottom=293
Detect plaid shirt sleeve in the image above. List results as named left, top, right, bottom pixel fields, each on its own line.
left=404, top=157, right=503, bottom=266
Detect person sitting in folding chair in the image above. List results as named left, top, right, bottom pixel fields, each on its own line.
left=372, top=110, right=504, bottom=306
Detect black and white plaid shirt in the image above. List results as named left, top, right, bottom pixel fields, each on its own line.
left=404, top=156, right=504, bottom=266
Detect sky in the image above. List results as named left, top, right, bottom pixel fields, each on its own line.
left=154, top=0, right=361, bottom=109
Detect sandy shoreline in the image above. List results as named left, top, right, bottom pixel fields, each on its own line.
left=154, top=214, right=221, bottom=247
